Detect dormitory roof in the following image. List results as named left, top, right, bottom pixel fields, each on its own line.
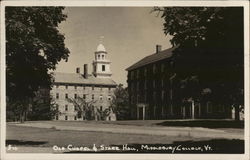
left=126, top=47, right=175, bottom=71
left=52, top=72, right=117, bottom=86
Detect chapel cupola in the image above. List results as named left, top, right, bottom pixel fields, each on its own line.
left=92, top=37, right=112, bottom=78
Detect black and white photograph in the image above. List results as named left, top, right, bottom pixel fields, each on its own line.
left=0, top=1, right=249, bottom=160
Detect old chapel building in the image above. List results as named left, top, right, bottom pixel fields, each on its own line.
left=126, top=45, right=232, bottom=120
left=51, top=43, right=117, bottom=121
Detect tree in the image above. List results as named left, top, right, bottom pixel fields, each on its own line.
left=67, top=97, right=98, bottom=120
left=111, top=84, right=130, bottom=120
left=154, top=7, right=244, bottom=120
left=6, top=7, right=70, bottom=122
left=27, top=96, right=59, bottom=121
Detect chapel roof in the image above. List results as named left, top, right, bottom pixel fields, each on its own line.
left=52, top=72, right=117, bottom=86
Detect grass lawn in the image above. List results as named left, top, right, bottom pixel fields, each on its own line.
left=24, top=119, right=244, bottom=129
left=6, top=124, right=244, bottom=153
left=155, top=120, right=244, bottom=128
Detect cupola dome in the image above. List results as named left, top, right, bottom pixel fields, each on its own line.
left=96, top=44, right=106, bottom=52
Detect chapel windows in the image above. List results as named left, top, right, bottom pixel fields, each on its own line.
left=102, top=65, right=105, bottom=71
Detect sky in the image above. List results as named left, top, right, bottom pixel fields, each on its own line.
left=56, top=7, right=172, bottom=86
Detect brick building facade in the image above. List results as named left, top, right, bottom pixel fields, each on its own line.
left=126, top=45, right=233, bottom=120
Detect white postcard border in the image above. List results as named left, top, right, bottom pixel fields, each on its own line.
left=1, top=1, right=249, bottom=160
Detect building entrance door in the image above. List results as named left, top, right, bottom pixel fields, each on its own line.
left=137, top=103, right=146, bottom=120
left=183, top=105, right=192, bottom=119
left=138, top=107, right=143, bottom=120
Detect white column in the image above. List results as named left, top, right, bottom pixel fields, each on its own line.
left=143, top=106, right=145, bottom=120
left=231, top=105, right=235, bottom=119
left=192, top=100, right=195, bottom=119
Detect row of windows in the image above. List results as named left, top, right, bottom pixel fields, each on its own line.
left=130, top=63, right=170, bottom=80
left=55, top=93, right=112, bottom=101
left=55, top=84, right=112, bottom=91
left=55, top=115, right=112, bottom=121
left=96, top=54, right=105, bottom=60
left=206, top=102, right=225, bottom=113
left=61, top=105, right=106, bottom=112
left=131, top=90, right=167, bottom=103
left=130, top=79, right=167, bottom=91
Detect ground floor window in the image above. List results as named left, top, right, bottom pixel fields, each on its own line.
left=207, top=102, right=212, bottom=113
left=218, top=105, right=225, bottom=112
left=65, top=116, right=68, bottom=120
left=77, top=112, right=81, bottom=118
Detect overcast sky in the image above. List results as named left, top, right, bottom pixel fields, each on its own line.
left=57, top=7, right=172, bottom=86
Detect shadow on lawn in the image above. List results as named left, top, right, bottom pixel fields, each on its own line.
left=65, top=139, right=244, bottom=154
left=6, top=140, right=48, bottom=146
left=156, top=120, right=244, bottom=129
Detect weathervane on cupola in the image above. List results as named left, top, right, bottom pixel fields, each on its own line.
left=99, top=36, right=104, bottom=44
left=92, top=36, right=112, bottom=78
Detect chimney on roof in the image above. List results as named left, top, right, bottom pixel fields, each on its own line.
left=76, top=67, right=80, bottom=74
left=156, top=45, right=162, bottom=53
left=83, top=64, right=88, bottom=79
